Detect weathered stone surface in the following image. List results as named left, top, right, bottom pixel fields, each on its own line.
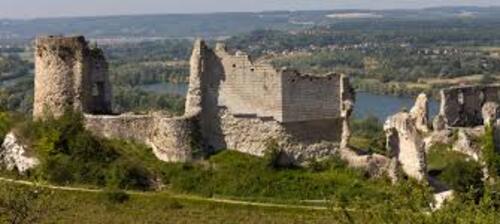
left=452, top=129, right=482, bottom=161
left=410, top=93, right=430, bottom=133
left=0, top=133, right=39, bottom=173
left=340, top=74, right=355, bottom=149
left=183, top=40, right=351, bottom=162
left=384, top=112, right=427, bottom=182
left=424, top=129, right=454, bottom=152
left=84, top=114, right=195, bottom=162
left=432, top=115, right=447, bottom=131
left=33, top=36, right=354, bottom=164
left=338, top=148, right=392, bottom=178
left=34, top=36, right=112, bottom=119
left=482, top=102, right=499, bottom=127
left=432, top=190, right=454, bottom=211
left=438, top=85, right=500, bottom=127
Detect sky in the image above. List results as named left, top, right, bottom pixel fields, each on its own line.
left=2, top=0, right=500, bottom=19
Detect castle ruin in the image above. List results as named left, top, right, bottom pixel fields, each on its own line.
left=34, top=36, right=354, bottom=164
left=34, top=36, right=112, bottom=118
left=2, top=34, right=492, bottom=192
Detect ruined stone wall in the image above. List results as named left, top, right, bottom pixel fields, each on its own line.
left=87, top=48, right=112, bottom=114
left=34, top=36, right=111, bottom=119
left=214, top=46, right=283, bottom=120
left=281, top=72, right=341, bottom=122
left=439, top=85, right=500, bottom=127
left=211, top=45, right=343, bottom=123
left=84, top=114, right=196, bottom=162
left=217, top=108, right=339, bottom=162
left=33, top=37, right=352, bottom=164
left=385, top=112, right=427, bottom=182
left=185, top=40, right=348, bottom=162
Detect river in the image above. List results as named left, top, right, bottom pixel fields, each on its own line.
left=140, top=83, right=440, bottom=121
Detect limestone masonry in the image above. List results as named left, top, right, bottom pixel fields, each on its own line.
left=437, top=85, right=500, bottom=127
left=33, top=36, right=354, bottom=164
left=34, top=36, right=112, bottom=118
left=27, top=35, right=499, bottom=190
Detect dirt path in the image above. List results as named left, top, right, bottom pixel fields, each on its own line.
left=0, top=177, right=335, bottom=211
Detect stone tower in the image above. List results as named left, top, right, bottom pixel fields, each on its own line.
left=33, top=36, right=112, bottom=118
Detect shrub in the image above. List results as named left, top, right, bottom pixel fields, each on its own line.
left=15, top=111, right=154, bottom=190
left=481, top=125, right=500, bottom=179
left=263, top=139, right=284, bottom=169
left=106, top=159, right=152, bottom=191
left=427, top=146, right=484, bottom=194
left=439, top=159, right=484, bottom=194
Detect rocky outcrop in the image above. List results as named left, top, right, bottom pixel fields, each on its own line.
left=0, top=132, right=39, bottom=173
left=432, top=190, right=454, bottom=211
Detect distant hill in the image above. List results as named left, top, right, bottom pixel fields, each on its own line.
left=1, top=6, right=500, bottom=42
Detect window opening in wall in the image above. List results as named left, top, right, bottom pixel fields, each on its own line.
left=458, top=91, right=465, bottom=105
left=92, top=82, right=105, bottom=97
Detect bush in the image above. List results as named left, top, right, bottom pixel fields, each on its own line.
left=263, top=139, right=282, bottom=169
left=439, top=159, right=484, bottom=194
left=158, top=150, right=405, bottom=202
left=16, top=111, right=154, bottom=190
left=427, top=146, right=484, bottom=194
left=481, top=125, right=500, bottom=179
left=106, top=160, right=152, bottom=191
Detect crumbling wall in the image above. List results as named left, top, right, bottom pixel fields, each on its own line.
left=87, top=48, right=112, bottom=114
left=186, top=40, right=350, bottom=162
left=211, top=44, right=344, bottom=123
left=33, top=37, right=353, bottom=164
left=34, top=36, right=112, bottom=119
left=384, top=94, right=429, bottom=182
left=281, top=72, right=341, bottom=122
left=439, top=85, right=500, bottom=127
left=214, top=45, right=283, bottom=120
left=84, top=114, right=196, bottom=162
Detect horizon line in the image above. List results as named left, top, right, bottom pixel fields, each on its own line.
left=1, top=4, right=498, bottom=21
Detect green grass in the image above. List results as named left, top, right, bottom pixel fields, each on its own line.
left=0, top=182, right=498, bottom=224
left=0, top=112, right=499, bottom=223
left=427, top=143, right=484, bottom=194
left=160, top=150, right=393, bottom=201
left=2, top=112, right=432, bottom=207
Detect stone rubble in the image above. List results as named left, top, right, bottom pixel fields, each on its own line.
left=0, top=132, right=40, bottom=173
